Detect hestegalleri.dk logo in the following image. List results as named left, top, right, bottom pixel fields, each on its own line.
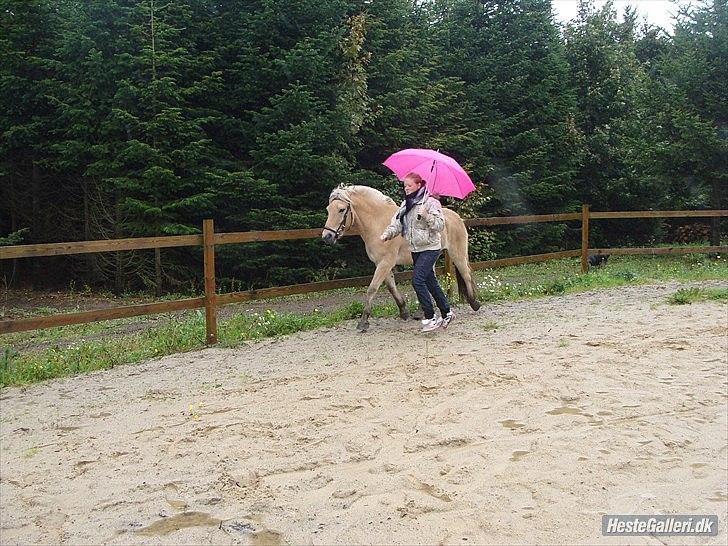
left=602, top=515, right=719, bottom=536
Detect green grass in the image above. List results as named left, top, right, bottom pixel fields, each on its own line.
left=482, top=320, right=500, bottom=331
left=0, top=315, right=152, bottom=346
left=667, top=287, right=728, bottom=305
left=1, top=254, right=726, bottom=388
left=0, top=301, right=407, bottom=387
left=473, top=253, right=727, bottom=302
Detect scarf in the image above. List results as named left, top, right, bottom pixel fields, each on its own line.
left=396, top=186, right=426, bottom=235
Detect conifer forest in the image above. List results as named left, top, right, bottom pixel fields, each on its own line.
left=1, top=0, right=726, bottom=292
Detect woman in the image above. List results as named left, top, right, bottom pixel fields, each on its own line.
left=380, top=173, right=454, bottom=332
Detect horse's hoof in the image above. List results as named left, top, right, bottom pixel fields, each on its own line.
left=357, top=322, right=369, bottom=332
left=400, top=310, right=409, bottom=320
left=470, top=300, right=481, bottom=311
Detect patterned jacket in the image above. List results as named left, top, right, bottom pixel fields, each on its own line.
left=381, top=194, right=445, bottom=252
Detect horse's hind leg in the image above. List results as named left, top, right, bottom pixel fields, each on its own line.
left=358, top=261, right=395, bottom=332
left=384, top=271, right=408, bottom=320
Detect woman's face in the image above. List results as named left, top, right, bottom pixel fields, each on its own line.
left=403, top=177, right=421, bottom=195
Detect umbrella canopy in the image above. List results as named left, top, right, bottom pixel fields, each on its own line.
left=383, top=148, right=476, bottom=199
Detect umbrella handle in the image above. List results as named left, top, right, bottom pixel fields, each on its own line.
left=417, top=189, right=431, bottom=220
left=423, top=188, right=430, bottom=201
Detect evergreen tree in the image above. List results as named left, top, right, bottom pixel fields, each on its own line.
left=426, top=0, right=582, bottom=255
left=200, top=0, right=376, bottom=286
left=79, top=0, right=229, bottom=290
left=563, top=0, right=664, bottom=244
left=49, top=0, right=137, bottom=284
left=2, top=0, right=724, bottom=291
left=432, top=0, right=580, bottom=215
left=665, top=0, right=728, bottom=246
left=0, top=0, right=63, bottom=246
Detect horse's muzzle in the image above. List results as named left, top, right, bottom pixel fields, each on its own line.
left=321, top=231, right=338, bottom=245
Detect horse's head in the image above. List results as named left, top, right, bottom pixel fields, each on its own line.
left=322, top=187, right=355, bottom=245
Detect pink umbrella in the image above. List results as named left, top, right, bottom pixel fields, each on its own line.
left=382, top=148, right=476, bottom=199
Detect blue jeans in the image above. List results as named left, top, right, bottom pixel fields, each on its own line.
left=412, top=250, right=450, bottom=320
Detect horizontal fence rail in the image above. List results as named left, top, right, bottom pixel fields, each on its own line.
left=2, top=210, right=723, bottom=260
left=589, top=246, right=724, bottom=256
left=1, top=207, right=726, bottom=338
left=0, top=230, right=360, bottom=260
left=0, top=234, right=203, bottom=260
left=464, top=212, right=581, bottom=227
left=215, top=228, right=329, bottom=245
left=589, top=210, right=726, bottom=219
left=0, top=298, right=206, bottom=334
left=471, top=250, right=583, bottom=270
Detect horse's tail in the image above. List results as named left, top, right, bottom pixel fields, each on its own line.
left=454, top=261, right=481, bottom=311
left=443, top=208, right=481, bottom=311
left=455, top=267, right=469, bottom=302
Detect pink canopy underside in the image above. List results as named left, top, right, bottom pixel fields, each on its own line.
left=383, top=148, right=475, bottom=199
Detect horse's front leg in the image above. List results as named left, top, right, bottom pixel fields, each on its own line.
left=383, top=271, right=408, bottom=320
left=358, top=262, right=395, bottom=332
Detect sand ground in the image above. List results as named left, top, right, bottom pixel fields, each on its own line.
left=1, top=282, right=727, bottom=545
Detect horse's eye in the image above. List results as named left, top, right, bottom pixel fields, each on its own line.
left=339, top=208, right=346, bottom=213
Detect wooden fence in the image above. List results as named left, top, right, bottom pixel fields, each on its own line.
left=1, top=207, right=726, bottom=340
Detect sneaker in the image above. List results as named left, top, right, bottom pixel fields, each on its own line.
left=441, top=311, right=455, bottom=329
left=421, top=317, right=442, bottom=332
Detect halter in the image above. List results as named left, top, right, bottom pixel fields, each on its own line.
left=322, top=198, right=352, bottom=241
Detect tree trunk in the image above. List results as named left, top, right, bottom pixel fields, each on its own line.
left=2, top=179, right=19, bottom=288
left=82, top=177, right=100, bottom=283
left=31, top=161, right=41, bottom=288
left=114, top=193, right=124, bottom=294
left=709, top=175, right=722, bottom=252
left=155, top=247, right=162, bottom=295
left=0, top=176, right=19, bottom=288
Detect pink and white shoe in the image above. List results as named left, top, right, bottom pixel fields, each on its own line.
left=421, top=317, right=443, bottom=332
left=441, top=311, right=454, bottom=328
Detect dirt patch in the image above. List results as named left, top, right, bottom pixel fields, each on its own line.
left=0, top=283, right=726, bottom=544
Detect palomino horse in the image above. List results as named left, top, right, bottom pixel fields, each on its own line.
left=322, top=185, right=481, bottom=331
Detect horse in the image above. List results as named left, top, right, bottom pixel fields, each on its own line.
left=321, top=185, right=481, bottom=331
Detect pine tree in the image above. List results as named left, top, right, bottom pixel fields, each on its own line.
left=195, top=0, right=377, bottom=286
left=563, top=0, right=663, bottom=244
left=424, top=0, right=582, bottom=255
left=0, top=0, right=63, bottom=246
left=78, top=0, right=229, bottom=290
left=0, top=0, right=69, bottom=286
left=666, top=0, right=728, bottom=246
left=2, top=0, right=723, bottom=292
left=48, top=1, right=134, bottom=284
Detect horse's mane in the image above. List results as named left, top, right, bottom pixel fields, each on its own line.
left=329, top=184, right=396, bottom=206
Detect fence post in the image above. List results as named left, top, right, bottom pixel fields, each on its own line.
left=581, top=204, right=590, bottom=273
left=203, top=219, right=218, bottom=344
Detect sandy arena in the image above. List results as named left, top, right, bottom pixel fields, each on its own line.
left=1, top=282, right=727, bottom=545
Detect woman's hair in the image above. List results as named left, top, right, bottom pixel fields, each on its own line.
left=404, top=172, right=425, bottom=187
